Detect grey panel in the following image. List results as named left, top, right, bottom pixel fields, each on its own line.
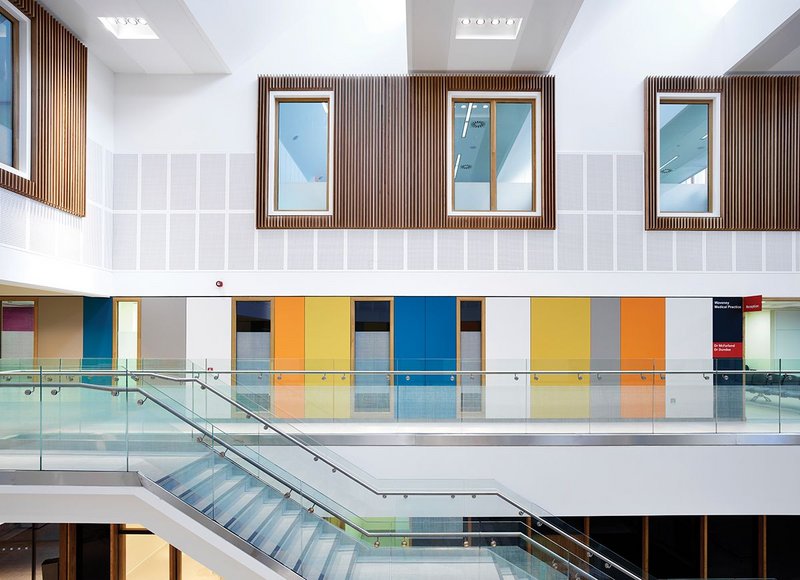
left=590, top=297, right=620, bottom=420
left=141, top=154, right=168, bottom=210
left=169, top=214, right=196, bottom=270
left=556, top=154, right=583, bottom=210
left=112, top=214, right=138, bottom=270
left=497, top=230, right=524, bottom=270
left=646, top=231, right=674, bottom=271
left=228, top=213, right=255, bottom=270
left=556, top=214, right=584, bottom=270
left=437, top=230, right=464, bottom=270
left=587, top=154, right=613, bottom=210
left=354, top=332, right=391, bottom=413
left=113, top=154, right=138, bottom=210
left=317, top=229, right=344, bottom=270
left=735, top=231, right=763, bottom=272
left=467, top=230, right=494, bottom=270
left=616, top=154, right=643, bottom=211
left=198, top=213, right=226, bottom=270
left=257, top=230, right=285, bottom=270
left=287, top=230, right=314, bottom=270
left=235, top=332, right=271, bottom=410
left=765, top=232, right=792, bottom=272
left=705, top=232, right=733, bottom=272
left=587, top=214, right=613, bottom=271
left=377, top=230, right=404, bottom=270
left=676, top=232, right=703, bottom=271
left=140, top=297, right=187, bottom=362
left=199, top=153, right=226, bottom=210
left=460, top=331, right=482, bottom=413
left=347, top=230, right=374, bottom=270
left=527, top=230, right=554, bottom=270
left=140, top=213, right=167, bottom=270
left=616, top=214, right=643, bottom=271
left=229, top=153, right=255, bottom=210
left=407, top=230, right=434, bottom=270
left=170, top=154, right=197, bottom=210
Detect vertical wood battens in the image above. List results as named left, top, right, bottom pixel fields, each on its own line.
left=0, top=1, right=87, bottom=216
left=256, top=74, right=556, bottom=229
left=645, top=75, right=800, bottom=231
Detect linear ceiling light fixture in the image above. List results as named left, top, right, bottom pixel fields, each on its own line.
left=456, top=16, right=522, bottom=40
left=98, top=16, right=159, bottom=39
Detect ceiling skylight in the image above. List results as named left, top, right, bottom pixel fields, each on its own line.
left=455, top=17, right=522, bottom=40
left=98, top=17, right=158, bottom=40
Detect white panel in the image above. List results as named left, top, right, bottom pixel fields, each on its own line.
left=527, top=230, right=554, bottom=270
left=587, top=214, right=613, bottom=271
left=186, top=297, right=233, bottom=418
left=497, top=230, right=523, bottom=271
left=113, top=154, right=138, bottom=210
left=199, top=153, right=226, bottom=210
left=86, top=141, right=102, bottom=205
left=646, top=231, right=673, bottom=271
left=198, top=213, right=225, bottom=270
left=616, top=214, right=643, bottom=271
left=257, top=230, right=285, bottom=270
left=169, top=214, right=196, bottom=270
left=377, top=230, right=404, bottom=270
left=104, top=210, right=113, bottom=269
left=735, top=231, right=763, bottom=272
left=170, top=154, right=197, bottom=210
left=745, top=310, right=771, bottom=368
left=556, top=153, right=583, bottom=210
left=57, top=214, right=81, bottom=263
left=467, top=230, right=494, bottom=271
left=287, top=230, right=314, bottom=270
left=104, top=150, right=114, bottom=209
left=666, top=298, right=713, bottom=418
left=140, top=213, right=167, bottom=270
left=317, top=229, right=344, bottom=270
left=587, top=154, right=613, bottom=210
left=81, top=207, right=104, bottom=267
left=0, top=189, right=27, bottom=249
left=407, top=230, right=434, bottom=270
left=347, top=230, right=374, bottom=270
left=140, top=154, right=168, bottom=210
left=228, top=154, right=255, bottom=210
left=556, top=214, right=583, bottom=270
left=705, top=232, right=733, bottom=272
left=227, top=213, right=255, bottom=270
left=28, top=203, right=56, bottom=255
left=485, top=297, right=530, bottom=419
left=615, top=154, right=643, bottom=211
left=112, top=214, right=138, bottom=270
left=676, top=232, right=703, bottom=271
left=765, top=232, right=792, bottom=272
left=774, top=310, right=800, bottom=362
left=437, top=230, right=464, bottom=270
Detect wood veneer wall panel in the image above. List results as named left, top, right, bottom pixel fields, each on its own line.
left=645, top=76, right=800, bottom=231
left=0, top=1, right=87, bottom=216
left=257, top=74, right=555, bottom=229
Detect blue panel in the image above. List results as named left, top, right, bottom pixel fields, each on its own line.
left=394, top=297, right=426, bottom=419
left=83, top=297, right=113, bottom=370
left=423, top=297, right=457, bottom=419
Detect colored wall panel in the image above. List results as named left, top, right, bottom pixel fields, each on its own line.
left=485, top=298, right=530, bottom=419
left=305, top=297, right=351, bottom=419
left=423, top=296, right=457, bottom=419
left=38, top=297, right=83, bottom=360
left=140, top=298, right=187, bottom=363
left=82, top=297, right=112, bottom=361
left=620, top=297, right=666, bottom=419
left=590, top=297, right=620, bottom=419
left=666, top=298, right=713, bottom=418
left=274, top=297, right=305, bottom=418
left=395, top=297, right=426, bottom=419
left=185, top=297, right=232, bottom=419
left=530, top=298, right=591, bottom=418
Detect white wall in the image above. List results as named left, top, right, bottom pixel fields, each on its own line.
left=186, top=297, right=233, bottom=417
left=485, top=298, right=531, bottom=418
left=745, top=310, right=772, bottom=367
left=665, top=298, right=713, bottom=418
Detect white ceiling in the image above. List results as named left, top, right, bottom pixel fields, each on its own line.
left=406, top=0, right=584, bottom=72
left=730, top=6, right=800, bottom=72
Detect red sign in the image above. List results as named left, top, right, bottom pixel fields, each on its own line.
left=713, top=342, right=743, bottom=358
left=743, top=295, right=762, bottom=312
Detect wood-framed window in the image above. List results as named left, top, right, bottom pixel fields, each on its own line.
left=113, top=298, right=141, bottom=370
left=457, top=297, right=484, bottom=417
left=447, top=91, right=541, bottom=216
left=267, top=90, right=334, bottom=216
left=231, top=297, right=274, bottom=414
left=656, top=92, right=720, bottom=217
left=0, top=0, right=30, bottom=178
left=351, top=297, right=393, bottom=418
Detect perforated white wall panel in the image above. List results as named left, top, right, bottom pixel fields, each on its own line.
left=141, top=154, right=168, bottom=210
left=377, top=230, right=404, bottom=270
left=765, top=232, right=793, bottom=272
left=557, top=214, right=584, bottom=270
left=140, top=213, right=167, bottom=270
left=527, top=230, right=554, bottom=270
left=287, top=230, right=314, bottom=270
left=347, top=230, right=375, bottom=270
left=616, top=214, right=643, bottom=271
left=557, top=154, right=583, bottom=211
left=198, top=213, right=226, bottom=270
left=616, top=154, right=643, bottom=211
left=229, top=154, right=255, bottom=211
left=113, top=154, right=138, bottom=210
left=587, top=154, right=613, bottom=211
left=169, top=214, right=196, bottom=270
left=735, top=232, right=763, bottom=272
left=646, top=231, right=673, bottom=272
left=407, top=230, right=434, bottom=270
left=467, top=230, right=494, bottom=271
left=227, top=213, right=255, bottom=270
left=705, top=232, right=733, bottom=272
left=257, top=230, right=285, bottom=270
left=317, top=230, right=344, bottom=270
left=497, top=230, right=523, bottom=271
left=112, top=214, right=138, bottom=270
left=437, top=230, right=465, bottom=270
left=676, top=232, right=703, bottom=271
left=199, top=154, right=226, bottom=210
left=587, top=214, right=613, bottom=271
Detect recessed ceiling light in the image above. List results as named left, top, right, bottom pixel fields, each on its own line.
left=491, top=18, right=500, bottom=25
left=460, top=18, right=470, bottom=25
left=506, top=18, right=515, bottom=26
left=456, top=17, right=522, bottom=40
left=98, top=16, right=158, bottom=39
left=475, top=18, right=485, bottom=25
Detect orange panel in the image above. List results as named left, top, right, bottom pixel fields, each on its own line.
left=620, top=298, right=666, bottom=419
left=274, top=297, right=305, bottom=418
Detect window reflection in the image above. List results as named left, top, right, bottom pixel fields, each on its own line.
left=0, top=9, right=13, bottom=167
left=453, top=101, right=491, bottom=211
left=659, top=101, right=711, bottom=213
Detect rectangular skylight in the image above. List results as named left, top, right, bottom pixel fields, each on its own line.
left=455, top=17, right=522, bottom=40
left=98, top=17, right=158, bottom=40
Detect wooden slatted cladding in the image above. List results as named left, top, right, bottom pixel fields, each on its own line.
left=0, top=0, right=87, bottom=217
left=645, top=76, right=800, bottom=230
left=256, top=75, right=555, bottom=229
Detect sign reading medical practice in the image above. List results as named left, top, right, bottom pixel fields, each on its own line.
left=712, top=297, right=743, bottom=359
left=743, top=295, right=763, bottom=312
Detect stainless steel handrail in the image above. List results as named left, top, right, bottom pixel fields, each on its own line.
left=0, top=380, right=595, bottom=579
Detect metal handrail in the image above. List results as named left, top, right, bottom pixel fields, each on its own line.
left=0, top=380, right=595, bottom=579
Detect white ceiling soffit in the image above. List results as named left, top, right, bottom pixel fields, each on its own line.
left=406, top=0, right=584, bottom=72
left=730, top=6, right=800, bottom=72
left=37, top=0, right=228, bottom=74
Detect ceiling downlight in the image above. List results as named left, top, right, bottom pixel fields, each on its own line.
left=455, top=16, right=523, bottom=40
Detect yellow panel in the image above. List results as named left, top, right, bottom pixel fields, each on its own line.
left=530, top=298, right=591, bottom=418
left=305, top=297, right=351, bottom=418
